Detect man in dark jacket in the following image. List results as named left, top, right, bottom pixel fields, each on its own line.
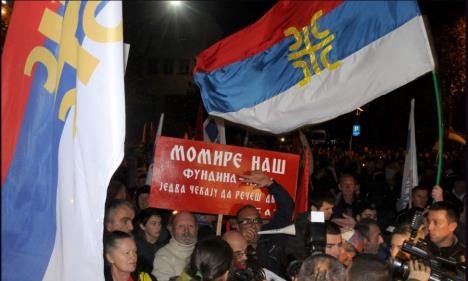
left=234, top=171, right=294, bottom=279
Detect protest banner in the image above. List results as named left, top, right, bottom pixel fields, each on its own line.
left=149, top=137, right=299, bottom=218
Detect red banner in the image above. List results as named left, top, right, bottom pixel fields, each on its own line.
left=149, top=137, right=299, bottom=218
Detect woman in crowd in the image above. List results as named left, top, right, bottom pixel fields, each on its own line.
left=134, top=208, right=170, bottom=273
left=177, top=237, right=233, bottom=281
left=104, top=231, right=156, bottom=281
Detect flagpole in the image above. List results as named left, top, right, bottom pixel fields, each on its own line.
left=431, top=71, right=444, bottom=186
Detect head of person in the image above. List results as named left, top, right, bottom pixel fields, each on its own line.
left=355, top=219, right=384, bottom=254
left=348, top=254, right=391, bottom=281
left=338, top=174, right=358, bottom=201
left=325, top=222, right=343, bottom=259
left=137, top=208, right=162, bottom=243
left=169, top=211, right=198, bottom=245
left=427, top=201, right=459, bottom=248
left=222, top=231, right=248, bottom=269
left=339, top=229, right=364, bottom=267
left=310, top=192, right=335, bottom=220
left=104, top=231, right=137, bottom=278
left=107, top=180, right=128, bottom=201
left=297, top=253, right=346, bottom=281
left=235, top=205, right=262, bottom=247
left=356, top=203, right=378, bottom=222
left=389, top=224, right=411, bottom=258
left=411, top=186, right=429, bottom=209
left=186, top=238, right=233, bottom=281
left=135, top=185, right=150, bottom=210
left=105, top=199, right=135, bottom=233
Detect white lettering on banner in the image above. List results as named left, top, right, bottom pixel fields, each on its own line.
left=265, top=194, right=276, bottom=204
left=183, top=169, right=237, bottom=183
left=189, top=185, right=219, bottom=197
left=235, top=190, right=262, bottom=202
left=159, top=182, right=186, bottom=193
left=251, top=156, right=286, bottom=174
left=170, top=145, right=242, bottom=168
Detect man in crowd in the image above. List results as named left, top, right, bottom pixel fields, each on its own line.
left=348, top=254, right=391, bottom=281
left=395, top=185, right=429, bottom=226
left=310, top=191, right=335, bottom=221
left=425, top=201, right=465, bottom=260
left=152, top=211, right=198, bottom=281
left=234, top=171, right=294, bottom=279
left=104, top=199, right=135, bottom=234
left=339, top=228, right=364, bottom=268
left=325, top=222, right=344, bottom=259
left=332, top=174, right=361, bottom=219
left=355, top=219, right=387, bottom=260
left=297, top=254, right=345, bottom=281
left=389, top=224, right=411, bottom=258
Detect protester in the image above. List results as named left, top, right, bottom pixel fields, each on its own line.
left=325, top=222, right=344, bottom=260
left=135, top=185, right=151, bottom=212
left=233, top=171, right=294, bottom=279
left=338, top=228, right=364, bottom=267
left=297, top=254, right=345, bottom=281
left=389, top=224, right=411, bottom=258
left=152, top=211, right=198, bottom=281
left=105, top=199, right=136, bottom=234
left=134, top=208, right=170, bottom=273
left=348, top=254, right=391, bottom=281
left=106, top=180, right=130, bottom=203
left=354, top=219, right=387, bottom=259
left=310, top=191, right=335, bottom=221
left=177, top=237, right=233, bottom=281
left=332, top=174, right=361, bottom=219
left=104, top=231, right=156, bottom=281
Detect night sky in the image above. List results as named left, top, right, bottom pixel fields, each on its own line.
left=122, top=1, right=465, bottom=150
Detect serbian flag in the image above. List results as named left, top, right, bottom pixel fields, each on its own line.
left=2, top=2, right=125, bottom=281
left=194, top=1, right=434, bottom=134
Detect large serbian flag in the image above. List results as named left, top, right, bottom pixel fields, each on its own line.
left=2, top=2, right=125, bottom=281
left=194, top=1, right=434, bottom=134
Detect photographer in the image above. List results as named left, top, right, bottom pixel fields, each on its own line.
left=425, top=201, right=465, bottom=261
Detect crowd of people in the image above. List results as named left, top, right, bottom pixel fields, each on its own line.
left=102, top=142, right=465, bottom=281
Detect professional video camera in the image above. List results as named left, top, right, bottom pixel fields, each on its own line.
left=389, top=210, right=466, bottom=281
left=258, top=211, right=327, bottom=279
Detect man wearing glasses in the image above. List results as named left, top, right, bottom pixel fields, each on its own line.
left=234, top=171, right=294, bottom=279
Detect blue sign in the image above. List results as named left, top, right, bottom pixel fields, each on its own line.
left=352, top=125, right=360, bottom=136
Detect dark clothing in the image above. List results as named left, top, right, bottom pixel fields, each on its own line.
left=256, top=181, right=294, bottom=280
left=332, top=195, right=360, bottom=219
left=134, top=227, right=170, bottom=273
left=394, top=207, right=425, bottom=226
left=104, top=267, right=157, bottom=281
left=425, top=236, right=465, bottom=261
left=197, top=221, right=216, bottom=241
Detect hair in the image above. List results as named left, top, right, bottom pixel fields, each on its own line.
left=392, top=223, right=412, bottom=236
left=104, top=199, right=135, bottom=225
left=106, top=180, right=128, bottom=201
left=411, top=185, right=428, bottom=194
left=135, top=185, right=150, bottom=209
left=186, top=237, right=233, bottom=281
left=348, top=254, right=391, bottom=281
left=103, top=231, right=135, bottom=281
left=326, top=221, right=341, bottom=235
left=297, top=254, right=346, bottom=281
left=355, top=218, right=379, bottom=240
left=168, top=211, right=197, bottom=229
left=235, top=204, right=259, bottom=220
left=338, top=173, right=357, bottom=184
left=356, top=202, right=377, bottom=216
left=428, top=201, right=460, bottom=222
left=136, top=208, right=161, bottom=227
left=310, top=191, right=335, bottom=209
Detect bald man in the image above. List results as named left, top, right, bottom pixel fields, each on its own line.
left=223, top=231, right=248, bottom=269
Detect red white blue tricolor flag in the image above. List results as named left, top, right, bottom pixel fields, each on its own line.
left=194, top=1, right=434, bottom=134
left=2, top=1, right=125, bottom=281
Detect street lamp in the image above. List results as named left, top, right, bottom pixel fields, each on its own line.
left=169, top=1, right=182, bottom=7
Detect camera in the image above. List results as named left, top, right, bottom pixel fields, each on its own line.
left=389, top=211, right=466, bottom=281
